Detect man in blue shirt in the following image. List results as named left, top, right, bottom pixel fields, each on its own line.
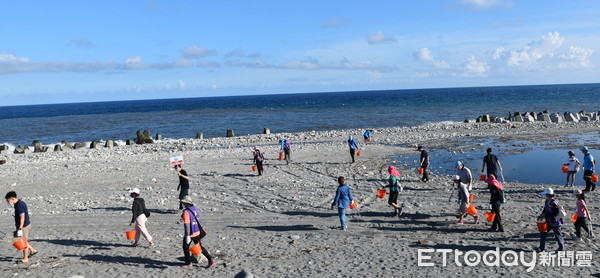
left=580, top=146, right=596, bottom=192
left=5, top=191, right=38, bottom=263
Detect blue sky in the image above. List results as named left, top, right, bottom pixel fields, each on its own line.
left=1, top=0, right=599, bottom=105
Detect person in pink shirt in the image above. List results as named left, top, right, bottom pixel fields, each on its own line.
left=572, top=189, right=593, bottom=240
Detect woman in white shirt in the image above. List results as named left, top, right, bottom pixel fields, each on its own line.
left=564, top=151, right=581, bottom=186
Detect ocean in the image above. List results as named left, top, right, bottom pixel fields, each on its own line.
left=1, top=83, right=600, bottom=147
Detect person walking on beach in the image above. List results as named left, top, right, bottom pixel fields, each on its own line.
left=572, top=189, right=593, bottom=240
left=129, top=188, right=154, bottom=248
left=482, top=148, right=503, bottom=179
left=452, top=176, right=478, bottom=225
left=331, top=176, right=354, bottom=230
left=564, top=151, right=581, bottom=186
left=252, top=146, right=265, bottom=176
left=175, top=164, right=190, bottom=210
left=5, top=191, right=38, bottom=263
left=280, top=139, right=292, bottom=165
left=418, top=146, right=429, bottom=182
left=536, top=188, right=565, bottom=252
left=348, top=136, right=359, bottom=163
left=455, top=161, right=473, bottom=191
left=363, top=130, right=372, bottom=143
left=580, top=146, right=596, bottom=192
left=180, top=196, right=216, bottom=268
left=382, top=166, right=403, bottom=217
left=485, top=175, right=504, bottom=232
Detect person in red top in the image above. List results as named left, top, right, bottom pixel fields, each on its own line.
left=180, top=196, right=216, bottom=268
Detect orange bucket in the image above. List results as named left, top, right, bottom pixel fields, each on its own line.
left=561, top=166, right=569, bottom=173
left=485, top=212, right=496, bottom=222
left=12, top=238, right=27, bottom=251
left=189, top=243, right=202, bottom=256
left=418, top=168, right=424, bottom=174
left=366, top=138, right=371, bottom=142
left=278, top=152, right=284, bottom=160
left=571, top=214, right=578, bottom=224
left=377, top=189, right=386, bottom=199
left=349, top=200, right=358, bottom=209
left=468, top=194, right=475, bottom=203
left=356, top=151, right=362, bottom=156
left=125, top=230, right=136, bottom=240
left=537, top=222, right=549, bottom=232
left=251, top=166, right=257, bottom=171
left=479, top=175, right=486, bottom=181
left=592, top=175, right=599, bottom=182
left=466, top=204, right=477, bottom=216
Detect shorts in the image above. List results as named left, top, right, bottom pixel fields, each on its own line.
left=458, top=202, right=468, bottom=214
left=16, top=224, right=31, bottom=239
left=388, top=191, right=399, bottom=206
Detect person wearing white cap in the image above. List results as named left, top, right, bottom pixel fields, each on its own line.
left=580, top=146, right=596, bottom=192
left=572, top=189, right=593, bottom=240
left=536, top=188, right=564, bottom=252
left=129, top=188, right=154, bottom=248
left=455, top=161, right=473, bottom=191
left=452, top=175, right=478, bottom=225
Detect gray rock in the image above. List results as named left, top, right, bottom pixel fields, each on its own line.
left=0, top=145, right=9, bottom=151
left=538, top=113, right=551, bottom=122
left=564, top=112, right=579, bottom=122
left=33, top=142, right=44, bottom=152
left=226, top=130, right=235, bottom=137
left=234, top=270, right=255, bottom=278
left=550, top=113, right=564, bottom=123
left=105, top=140, right=114, bottom=148
left=54, top=145, right=62, bottom=151
left=523, top=114, right=535, bottom=122
left=73, top=142, right=87, bottom=149
left=155, top=134, right=164, bottom=140
left=494, top=117, right=504, bottom=123
left=263, top=128, right=271, bottom=134
left=90, top=141, right=102, bottom=149
left=126, top=139, right=135, bottom=145
left=14, top=146, right=31, bottom=154
left=512, top=115, right=524, bottom=122
left=196, top=132, right=204, bottom=139
left=580, top=116, right=590, bottom=122
left=136, top=130, right=154, bottom=144
left=62, top=141, right=73, bottom=150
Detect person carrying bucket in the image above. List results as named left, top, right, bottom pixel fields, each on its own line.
left=347, top=136, right=359, bottom=163
left=280, top=139, right=292, bottom=165
left=452, top=176, right=479, bottom=225
left=175, top=164, right=190, bottom=210
left=363, top=130, right=372, bottom=143
left=482, top=148, right=502, bottom=179
left=382, top=166, right=403, bottom=217
left=580, top=146, right=596, bottom=192
left=331, top=176, right=354, bottom=230
left=417, top=146, right=429, bottom=182
left=180, top=196, right=216, bottom=268
left=485, top=175, right=504, bottom=232
left=455, top=161, right=473, bottom=191
left=129, top=188, right=154, bottom=248
left=535, top=188, right=564, bottom=252
left=252, top=146, right=265, bottom=176
left=564, top=151, right=581, bottom=187
left=5, top=191, right=38, bottom=264
left=572, top=189, right=593, bottom=240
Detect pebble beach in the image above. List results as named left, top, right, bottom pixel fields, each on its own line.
left=1, top=120, right=599, bottom=277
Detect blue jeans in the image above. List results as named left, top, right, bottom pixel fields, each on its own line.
left=539, top=225, right=564, bottom=251
left=337, top=207, right=347, bottom=229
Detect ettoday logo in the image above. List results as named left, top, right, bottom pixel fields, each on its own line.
left=418, top=248, right=593, bottom=272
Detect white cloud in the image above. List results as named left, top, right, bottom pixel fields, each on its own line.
left=366, top=31, right=398, bottom=45
left=322, top=17, right=350, bottom=28
left=461, top=55, right=489, bottom=77
left=413, top=48, right=450, bottom=69
left=459, top=0, right=510, bottom=9
left=122, top=56, right=192, bottom=70
left=0, top=53, right=29, bottom=63
left=181, top=45, right=216, bottom=59
left=230, top=56, right=397, bottom=72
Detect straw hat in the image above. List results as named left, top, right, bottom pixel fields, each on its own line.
left=180, top=195, right=195, bottom=206
left=539, top=188, right=554, bottom=195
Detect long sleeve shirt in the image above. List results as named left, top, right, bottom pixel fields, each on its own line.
left=332, top=184, right=353, bottom=208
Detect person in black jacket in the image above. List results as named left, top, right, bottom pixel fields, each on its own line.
left=129, top=188, right=154, bottom=248
left=175, top=165, right=190, bottom=209
left=485, top=175, right=504, bottom=232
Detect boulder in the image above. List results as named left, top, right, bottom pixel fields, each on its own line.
left=550, top=113, right=564, bottom=123
left=528, top=112, right=538, bottom=121
left=234, top=270, right=254, bottom=278
left=14, top=146, right=31, bottom=154
left=155, top=134, right=164, bottom=140
left=54, top=145, right=62, bottom=151
left=580, top=116, right=590, bottom=122
left=73, top=142, right=87, bottom=149
left=226, top=130, right=235, bottom=137
left=61, top=141, right=73, bottom=150
left=136, top=130, right=154, bottom=144
left=105, top=140, right=114, bottom=148
left=0, top=145, right=9, bottom=151
left=523, top=114, right=535, bottom=122
left=33, top=142, right=44, bottom=152
left=263, top=128, right=271, bottom=134
left=564, top=112, right=579, bottom=122
left=90, top=141, right=102, bottom=149
left=126, top=139, right=135, bottom=145
left=196, top=132, right=204, bottom=139
left=494, top=117, right=504, bottom=123
left=512, top=115, right=524, bottom=122
left=538, top=113, right=551, bottom=122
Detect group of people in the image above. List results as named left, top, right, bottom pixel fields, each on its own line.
left=251, top=139, right=292, bottom=176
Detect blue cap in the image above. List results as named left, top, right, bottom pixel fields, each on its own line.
left=580, top=146, right=589, bottom=151
left=455, top=161, right=463, bottom=168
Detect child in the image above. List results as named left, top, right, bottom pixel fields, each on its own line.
left=485, top=175, right=504, bottom=232
left=453, top=175, right=479, bottom=225
left=331, top=176, right=354, bottom=230
left=564, top=151, right=580, bottom=186
left=573, top=189, right=593, bottom=240
left=382, top=166, right=403, bottom=217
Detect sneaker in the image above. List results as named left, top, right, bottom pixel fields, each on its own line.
left=456, top=221, right=464, bottom=225
left=181, top=264, right=194, bottom=268
left=474, top=215, right=479, bottom=224
left=149, top=242, right=155, bottom=248
left=132, top=242, right=139, bottom=247
left=397, top=206, right=403, bottom=217
left=207, top=259, right=216, bottom=268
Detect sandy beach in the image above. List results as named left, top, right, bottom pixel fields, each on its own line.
left=1, top=121, right=599, bottom=277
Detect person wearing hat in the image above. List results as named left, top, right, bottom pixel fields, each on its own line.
left=382, top=166, right=403, bottom=217
left=482, top=148, right=502, bottom=179
left=417, top=146, right=429, bottom=182
left=580, top=146, right=596, bottom=192
left=252, top=146, right=265, bottom=176
left=129, top=188, right=154, bottom=248
left=536, top=188, right=565, bottom=252
left=180, top=196, right=216, bottom=268
left=174, top=164, right=190, bottom=210
left=455, top=161, right=473, bottom=191
left=564, top=151, right=581, bottom=187
left=485, top=175, right=504, bottom=232
left=572, top=189, right=593, bottom=240
left=452, top=175, right=478, bottom=225
left=347, top=136, right=359, bottom=163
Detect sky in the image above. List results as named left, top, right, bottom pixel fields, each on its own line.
left=1, top=0, right=599, bottom=106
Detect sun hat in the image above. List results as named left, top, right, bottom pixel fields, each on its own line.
left=452, top=175, right=461, bottom=181
left=539, top=188, right=554, bottom=195
left=572, top=189, right=582, bottom=197
left=180, top=195, right=195, bottom=206
left=580, top=146, right=589, bottom=151
left=455, top=161, right=463, bottom=169
left=129, top=188, right=140, bottom=194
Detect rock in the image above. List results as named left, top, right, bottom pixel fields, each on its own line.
left=234, top=270, right=255, bottom=278
left=580, top=115, right=590, bottom=122
left=62, top=141, right=73, bottom=150
left=155, top=134, right=164, bottom=140
left=105, top=140, right=114, bottom=148
left=512, top=115, right=524, bottom=122
left=494, top=117, right=504, bottom=123
left=54, top=145, right=62, bottom=152
left=14, top=146, right=31, bottom=154
left=523, top=114, right=535, bottom=122
left=33, top=142, right=44, bottom=152
left=226, top=130, right=235, bottom=137
left=529, top=112, right=538, bottom=121
left=564, top=112, right=579, bottom=122
left=90, top=141, right=102, bottom=149
left=481, top=114, right=490, bottom=122
left=0, top=159, right=6, bottom=165
left=538, top=113, right=551, bottom=122
left=290, top=235, right=301, bottom=240
left=126, top=139, right=135, bottom=145
left=73, top=142, right=87, bottom=149
left=0, top=144, right=9, bottom=151
left=263, top=128, right=271, bottom=134
left=196, top=132, right=204, bottom=139
left=550, top=113, right=564, bottom=123
left=136, top=130, right=154, bottom=144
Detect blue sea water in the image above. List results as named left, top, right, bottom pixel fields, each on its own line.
left=1, top=83, right=600, bottom=147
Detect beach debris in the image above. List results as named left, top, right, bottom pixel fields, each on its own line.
left=0, top=159, right=7, bottom=165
